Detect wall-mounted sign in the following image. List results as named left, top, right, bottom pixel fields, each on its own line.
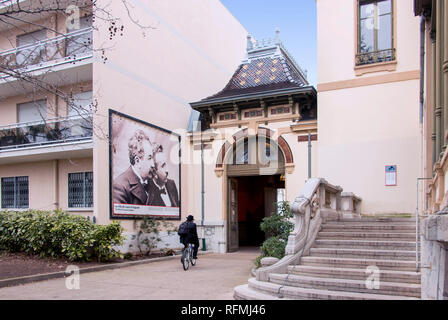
left=385, top=165, right=397, bottom=186
left=109, top=110, right=181, bottom=220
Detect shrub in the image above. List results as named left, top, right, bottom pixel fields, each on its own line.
left=255, top=201, right=294, bottom=268
left=0, top=210, right=125, bottom=262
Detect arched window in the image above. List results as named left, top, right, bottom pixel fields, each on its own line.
left=230, top=136, right=283, bottom=166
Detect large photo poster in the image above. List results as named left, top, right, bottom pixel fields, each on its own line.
left=109, top=110, right=181, bottom=219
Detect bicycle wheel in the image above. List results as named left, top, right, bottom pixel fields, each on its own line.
left=182, top=248, right=190, bottom=271
left=188, top=246, right=196, bottom=266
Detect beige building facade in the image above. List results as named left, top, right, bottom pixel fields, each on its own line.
left=0, top=0, right=430, bottom=257
left=317, top=0, right=421, bottom=214
left=0, top=0, right=248, bottom=251
left=415, top=0, right=448, bottom=300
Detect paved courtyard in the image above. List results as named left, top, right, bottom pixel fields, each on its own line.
left=0, top=247, right=260, bottom=300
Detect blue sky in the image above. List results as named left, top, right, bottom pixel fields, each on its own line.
left=220, top=0, right=317, bottom=87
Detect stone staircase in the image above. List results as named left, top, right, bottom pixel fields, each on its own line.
left=234, top=217, right=421, bottom=300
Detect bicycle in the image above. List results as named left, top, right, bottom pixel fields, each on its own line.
left=181, top=243, right=196, bottom=271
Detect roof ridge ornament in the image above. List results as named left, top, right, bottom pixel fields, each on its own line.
left=246, top=34, right=255, bottom=51
left=275, top=29, right=281, bottom=45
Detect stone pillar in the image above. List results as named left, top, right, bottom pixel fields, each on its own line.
left=436, top=0, right=445, bottom=156
left=421, top=214, right=448, bottom=300
left=433, top=34, right=439, bottom=163
left=444, top=1, right=448, bottom=146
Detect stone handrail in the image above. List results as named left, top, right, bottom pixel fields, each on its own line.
left=341, top=192, right=362, bottom=216
left=256, top=178, right=346, bottom=281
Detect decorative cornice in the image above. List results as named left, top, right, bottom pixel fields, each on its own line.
left=191, top=86, right=316, bottom=110
left=318, top=70, right=421, bottom=92
left=210, top=114, right=301, bottom=129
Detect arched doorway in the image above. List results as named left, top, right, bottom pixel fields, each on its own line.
left=225, top=133, right=287, bottom=252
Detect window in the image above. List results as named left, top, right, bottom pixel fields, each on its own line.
left=16, top=29, right=47, bottom=66
left=1, top=176, right=29, bottom=209
left=357, top=0, right=395, bottom=65
left=68, top=91, right=93, bottom=117
left=68, top=172, right=93, bottom=208
left=271, top=106, right=291, bottom=115
left=232, top=138, right=280, bottom=165
left=243, top=110, right=263, bottom=118
left=17, top=99, right=47, bottom=123
left=218, top=112, right=237, bottom=121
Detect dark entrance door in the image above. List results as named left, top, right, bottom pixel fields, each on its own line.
left=228, top=178, right=239, bottom=253
left=229, top=175, right=285, bottom=249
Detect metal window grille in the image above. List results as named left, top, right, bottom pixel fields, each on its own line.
left=1, top=176, right=29, bottom=209
left=357, top=0, right=395, bottom=66
left=68, top=172, right=93, bottom=208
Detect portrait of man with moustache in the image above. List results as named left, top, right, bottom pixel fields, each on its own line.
left=112, top=129, right=156, bottom=206
left=146, top=144, right=179, bottom=208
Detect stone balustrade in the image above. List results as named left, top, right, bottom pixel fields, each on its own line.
left=255, top=178, right=360, bottom=282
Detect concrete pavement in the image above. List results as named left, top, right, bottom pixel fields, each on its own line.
left=0, top=247, right=260, bottom=300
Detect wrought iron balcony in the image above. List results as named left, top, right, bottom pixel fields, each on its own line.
left=355, top=48, right=396, bottom=66
left=0, top=27, right=93, bottom=75
left=0, top=114, right=93, bottom=151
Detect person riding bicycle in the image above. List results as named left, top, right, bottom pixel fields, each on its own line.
left=179, top=215, right=199, bottom=259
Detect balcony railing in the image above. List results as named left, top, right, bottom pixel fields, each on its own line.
left=0, top=27, right=93, bottom=74
left=355, top=48, right=396, bottom=66
left=0, top=114, right=93, bottom=151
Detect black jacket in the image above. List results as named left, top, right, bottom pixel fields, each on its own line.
left=180, top=221, right=199, bottom=245
left=146, top=179, right=179, bottom=207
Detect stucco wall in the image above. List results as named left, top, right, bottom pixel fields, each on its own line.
left=318, top=80, right=420, bottom=213
left=91, top=0, right=247, bottom=232
left=317, top=0, right=421, bottom=214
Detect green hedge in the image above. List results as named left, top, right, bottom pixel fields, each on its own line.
left=0, top=210, right=125, bottom=262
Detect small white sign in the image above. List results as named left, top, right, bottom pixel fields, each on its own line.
left=385, top=165, right=397, bottom=186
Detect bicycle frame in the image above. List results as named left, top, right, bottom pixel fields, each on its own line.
left=181, top=243, right=196, bottom=271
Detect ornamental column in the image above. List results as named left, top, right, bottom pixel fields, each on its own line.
left=435, top=0, right=444, bottom=159
left=444, top=1, right=448, bottom=147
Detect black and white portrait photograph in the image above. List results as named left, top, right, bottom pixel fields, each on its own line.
left=109, top=110, right=180, bottom=219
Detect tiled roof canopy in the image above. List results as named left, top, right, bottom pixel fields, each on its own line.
left=195, top=33, right=309, bottom=103
left=189, top=32, right=317, bottom=132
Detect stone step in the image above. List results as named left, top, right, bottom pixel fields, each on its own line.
left=287, top=265, right=421, bottom=284
left=317, top=231, right=415, bottom=240
left=314, top=239, right=418, bottom=250
left=309, top=247, right=416, bottom=261
left=321, top=224, right=416, bottom=232
left=245, top=278, right=418, bottom=300
left=338, top=218, right=415, bottom=223
left=233, top=284, right=291, bottom=300
left=300, top=256, right=418, bottom=272
left=268, top=274, right=421, bottom=298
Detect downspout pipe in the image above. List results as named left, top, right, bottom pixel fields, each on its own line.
left=201, top=142, right=206, bottom=251
left=420, top=16, right=426, bottom=124
left=308, top=133, right=312, bottom=179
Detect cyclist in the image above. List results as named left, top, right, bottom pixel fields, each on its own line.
left=179, top=215, right=199, bottom=260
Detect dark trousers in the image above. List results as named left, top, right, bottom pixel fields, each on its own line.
left=183, top=239, right=199, bottom=258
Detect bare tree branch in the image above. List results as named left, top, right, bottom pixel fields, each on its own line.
left=0, top=0, right=156, bottom=142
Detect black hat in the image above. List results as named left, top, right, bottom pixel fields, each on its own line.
left=187, top=215, right=194, bottom=221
